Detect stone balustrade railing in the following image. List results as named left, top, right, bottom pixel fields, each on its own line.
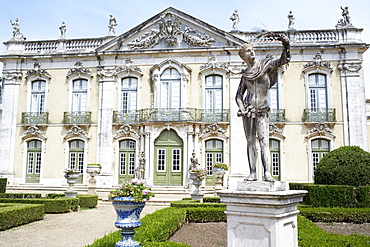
left=3, top=28, right=363, bottom=55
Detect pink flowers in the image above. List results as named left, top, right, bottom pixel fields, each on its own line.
left=109, top=179, right=155, bottom=202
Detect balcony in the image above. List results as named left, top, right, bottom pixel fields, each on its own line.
left=22, top=112, right=49, bottom=125
left=63, top=111, right=91, bottom=125
left=113, top=108, right=229, bottom=124
left=303, top=108, right=336, bottom=122
left=269, top=109, right=286, bottom=122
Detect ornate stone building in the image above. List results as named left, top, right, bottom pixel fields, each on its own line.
left=0, top=7, right=368, bottom=190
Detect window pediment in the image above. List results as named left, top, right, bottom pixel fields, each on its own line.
left=25, top=62, right=51, bottom=80
left=302, top=53, right=333, bottom=73
left=67, top=61, right=92, bottom=79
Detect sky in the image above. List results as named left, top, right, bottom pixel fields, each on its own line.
left=1, top=0, right=369, bottom=94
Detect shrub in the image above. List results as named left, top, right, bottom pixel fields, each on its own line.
left=0, top=193, right=41, bottom=199
left=185, top=207, right=226, bottom=222
left=299, top=207, right=370, bottom=223
left=171, top=199, right=225, bottom=208
left=357, top=186, right=370, bottom=208
left=314, top=146, right=370, bottom=187
left=0, top=178, right=7, bottom=193
left=77, top=195, right=98, bottom=208
left=0, top=203, right=44, bottom=230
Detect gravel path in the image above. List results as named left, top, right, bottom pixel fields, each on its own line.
left=0, top=203, right=166, bottom=247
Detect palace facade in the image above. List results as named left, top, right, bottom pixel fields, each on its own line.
left=0, top=7, right=368, bottom=190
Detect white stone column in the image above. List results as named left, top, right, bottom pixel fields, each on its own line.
left=339, top=60, right=368, bottom=150
left=0, top=71, right=22, bottom=184
left=219, top=184, right=307, bottom=247
left=96, top=68, right=116, bottom=186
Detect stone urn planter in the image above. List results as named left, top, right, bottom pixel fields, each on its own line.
left=86, top=164, right=101, bottom=195
left=213, top=167, right=225, bottom=190
left=189, top=169, right=206, bottom=202
left=111, top=197, right=145, bottom=247
left=64, top=170, right=81, bottom=198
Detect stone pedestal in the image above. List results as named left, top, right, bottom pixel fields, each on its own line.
left=218, top=182, right=307, bottom=247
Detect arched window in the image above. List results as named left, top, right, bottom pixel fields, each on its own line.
left=205, top=75, right=223, bottom=110
left=205, top=139, right=223, bottom=186
left=118, top=140, right=136, bottom=183
left=69, top=140, right=85, bottom=183
left=160, top=68, right=181, bottom=109
left=269, top=139, right=281, bottom=180
left=121, top=77, right=138, bottom=113
left=30, top=80, right=46, bottom=113
left=26, top=140, right=42, bottom=183
left=72, top=79, right=88, bottom=112
left=311, top=138, right=330, bottom=173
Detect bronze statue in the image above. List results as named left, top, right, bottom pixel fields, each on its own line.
left=235, top=32, right=290, bottom=181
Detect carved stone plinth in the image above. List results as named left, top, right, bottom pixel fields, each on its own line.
left=218, top=186, right=307, bottom=247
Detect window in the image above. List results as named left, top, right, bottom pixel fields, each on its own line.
left=160, top=68, right=181, bottom=109
left=27, top=140, right=42, bottom=175
left=121, top=77, right=137, bottom=112
left=311, top=139, right=330, bottom=173
left=269, top=139, right=280, bottom=179
left=69, top=140, right=84, bottom=174
left=31, top=80, right=46, bottom=113
left=72, top=79, right=88, bottom=112
left=205, top=139, right=223, bottom=176
left=119, top=140, right=136, bottom=176
left=157, top=149, right=166, bottom=171
left=268, top=80, right=279, bottom=111
left=308, top=74, right=327, bottom=111
left=205, top=75, right=223, bottom=110
left=172, top=149, right=181, bottom=171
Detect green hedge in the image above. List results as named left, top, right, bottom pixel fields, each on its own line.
left=298, top=215, right=370, bottom=247
left=357, top=186, right=370, bottom=208
left=0, top=178, right=6, bottom=193
left=171, top=199, right=225, bottom=208
left=0, top=197, right=79, bottom=213
left=299, top=207, right=370, bottom=223
left=0, top=193, right=41, bottom=199
left=290, top=183, right=357, bottom=207
left=77, top=195, right=98, bottom=208
left=185, top=207, right=226, bottom=222
left=0, top=203, right=44, bottom=230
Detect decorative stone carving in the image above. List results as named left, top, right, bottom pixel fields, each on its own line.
left=199, top=55, right=230, bottom=73
left=114, top=124, right=140, bottom=139
left=306, top=122, right=335, bottom=139
left=336, top=6, right=354, bottom=28
left=287, top=11, right=295, bottom=30
left=269, top=123, right=284, bottom=138
left=200, top=123, right=226, bottom=135
left=25, top=62, right=51, bottom=79
left=2, top=71, right=22, bottom=82
left=97, top=67, right=116, bottom=80
left=230, top=10, right=239, bottom=31
left=338, top=61, right=362, bottom=76
left=10, top=18, right=26, bottom=41
left=108, top=15, right=118, bottom=36
left=302, top=53, right=333, bottom=72
left=59, top=22, right=67, bottom=39
left=116, top=59, right=142, bottom=75
left=128, top=13, right=215, bottom=50
left=22, top=125, right=47, bottom=140
left=67, top=61, right=92, bottom=77
left=64, top=125, right=89, bottom=140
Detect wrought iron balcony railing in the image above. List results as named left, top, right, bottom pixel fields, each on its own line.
left=113, top=108, right=230, bottom=124
left=22, top=112, right=49, bottom=125
left=63, top=111, right=91, bottom=124
left=268, top=109, right=286, bottom=122
left=303, top=108, right=336, bottom=122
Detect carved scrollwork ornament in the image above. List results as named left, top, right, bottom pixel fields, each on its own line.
left=67, top=61, right=92, bottom=77
left=22, top=125, right=47, bottom=140
left=201, top=123, right=226, bottom=135
left=114, top=124, right=140, bottom=139
left=200, top=55, right=230, bottom=73
left=116, top=59, right=142, bottom=75
left=25, top=62, right=51, bottom=79
left=306, top=122, right=335, bottom=139
left=302, top=53, right=333, bottom=72
left=64, top=125, right=90, bottom=140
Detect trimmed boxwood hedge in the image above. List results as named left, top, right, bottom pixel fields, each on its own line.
left=0, top=178, right=7, bottom=193
left=77, top=195, right=99, bottom=208
left=0, top=193, right=41, bottom=199
left=290, top=183, right=370, bottom=207
left=299, top=206, right=370, bottom=223
left=0, top=197, right=79, bottom=213
left=0, top=203, right=44, bottom=230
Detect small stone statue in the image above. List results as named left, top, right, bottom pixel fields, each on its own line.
left=341, top=6, right=351, bottom=25
left=10, top=18, right=26, bottom=40
left=287, top=11, right=295, bottom=30
left=135, top=151, right=145, bottom=179
left=189, top=150, right=200, bottom=170
left=230, top=10, right=240, bottom=31
left=108, top=14, right=118, bottom=36
left=59, top=22, right=67, bottom=39
left=235, top=32, right=290, bottom=182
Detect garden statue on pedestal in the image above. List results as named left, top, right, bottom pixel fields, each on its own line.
left=109, top=178, right=154, bottom=247
left=135, top=151, right=146, bottom=179
left=189, top=151, right=206, bottom=202
left=63, top=168, right=81, bottom=198
left=213, top=163, right=228, bottom=191
left=235, top=32, right=290, bottom=182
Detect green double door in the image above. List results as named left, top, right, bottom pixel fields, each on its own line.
left=154, top=130, right=183, bottom=186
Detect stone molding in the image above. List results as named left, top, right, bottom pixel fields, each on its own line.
left=305, top=122, right=336, bottom=139
left=64, top=125, right=90, bottom=141
left=67, top=61, right=92, bottom=78
left=302, top=53, right=333, bottom=73
left=199, top=55, right=230, bottom=74
left=22, top=125, right=47, bottom=141
left=25, top=62, right=51, bottom=79
left=114, top=124, right=140, bottom=139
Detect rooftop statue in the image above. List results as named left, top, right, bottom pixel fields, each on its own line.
left=235, top=32, right=290, bottom=182
left=108, top=14, right=118, bottom=36
left=287, top=11, right=295, bottom=30
left=59, top=22, right=66, bottom=39
left=10, top=18, right=26, bottom=40
left=230, top=9, right=240, bottom=31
